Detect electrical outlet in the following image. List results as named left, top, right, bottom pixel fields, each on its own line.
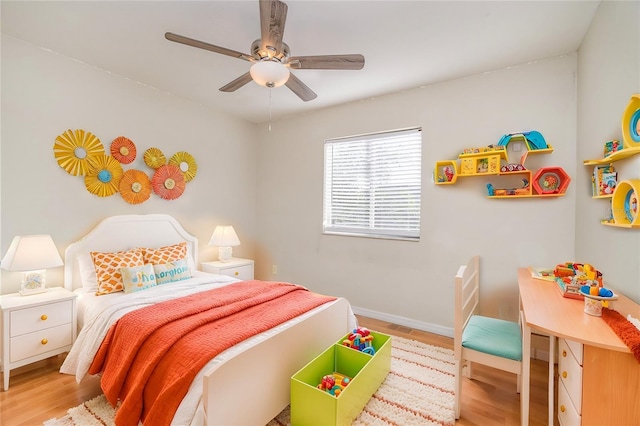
left=272, top=265, right=278, bottom=275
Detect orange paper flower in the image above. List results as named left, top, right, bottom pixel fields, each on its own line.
left=144, top=147, right=166, bottom=169
left=53, top=129, right=105, bottom=176
left=119, top=169, right=152, bottom=204
left=169, top=151, right=198, bottom=182
left=111, top=136, right=137, bottom=164
left=84, top=155, right=124, bottom=197
left=151, top=164, right=185, bottom=200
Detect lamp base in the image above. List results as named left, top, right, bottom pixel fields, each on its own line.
left=218, top=246, right=233, bottom=262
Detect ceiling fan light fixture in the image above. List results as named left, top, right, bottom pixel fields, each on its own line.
left=250, top=60, right=290, bottom=88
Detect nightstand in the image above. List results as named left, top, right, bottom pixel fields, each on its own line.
left=201, top=258, right=254, bottom=280
left=0, top=287, right=77, bottom=391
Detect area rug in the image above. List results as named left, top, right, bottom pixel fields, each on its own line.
left=44, top=336, right=455, bottom=426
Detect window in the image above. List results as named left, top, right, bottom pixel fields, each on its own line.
left=323, top=127, right=422, bottom=240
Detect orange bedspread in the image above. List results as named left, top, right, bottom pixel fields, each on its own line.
left=88, top=280, right=337, bottom=426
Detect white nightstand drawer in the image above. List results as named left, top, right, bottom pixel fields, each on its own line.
left=218, top=264, right=253, bottom=280
left=10, top=323, right=73, bottom=362
left=10, top=299, right=73, bottom=337
left=558, top=379, right=581, bottom=426
left=558, top=338, right=583, bottom=413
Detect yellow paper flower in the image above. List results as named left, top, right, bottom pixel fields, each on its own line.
left=119, top=169, right=152, bottom=204
left=84, top=155, right=124, bottom=197
left=144, top=147, right=166, bottom=169
left=53, top=129, right=105, bottom=176
left=168, top=151, right=198, bottom=182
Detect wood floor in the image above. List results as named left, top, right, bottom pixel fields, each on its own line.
left=0, top=315, right=557, bottom=425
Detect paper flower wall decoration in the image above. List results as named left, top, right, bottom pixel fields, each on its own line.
left=110, top=136, right=137, bottom=164
left=84, top=155, right=124, bottom=197
left=119, top=169, right=152, bottom=204
left=151, top=164, right=185, bottom=200
left=169, top=151, right=198, bottom=182
left=53, top=129, right=105, bottom=176
left=144, top=147, right=166, bottom=169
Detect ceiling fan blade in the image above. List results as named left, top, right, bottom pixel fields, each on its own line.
left=219, top=72, right=253, bottom=92
left=165, top=32, right=253, bottom=62
left=288, top=54, right=365, bottom=70
left=285, top=72, right=317, bottom=102
left=259, top=0, right=287, bottom=56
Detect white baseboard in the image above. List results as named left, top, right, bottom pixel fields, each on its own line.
left=351, top=306, right=454, bottom=338
left=353, top=306, right=552, bottom=362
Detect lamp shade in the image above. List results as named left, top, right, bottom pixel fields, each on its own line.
left=250, top=60, right=290, bottom=88
left=208, top=226, right=241, bottom=247
left=1, top=235, right=64, bottom=271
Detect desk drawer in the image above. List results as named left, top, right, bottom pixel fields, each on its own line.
left=558, top=379, right=581, bottom=426
left=10, top=323, right=73, bottom=362
left=10, top=300, right=73, bottom=337
left=559, top=338, right=583, bottom=414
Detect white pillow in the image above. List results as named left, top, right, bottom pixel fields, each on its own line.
left=77, top=252, right=98, bottom=292
left=153, top=258, right=191, bottom=285
left=121, top=264, right=157, bottom=294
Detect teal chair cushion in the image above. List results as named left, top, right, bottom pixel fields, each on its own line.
left=462, top=315, right=522, bottom=361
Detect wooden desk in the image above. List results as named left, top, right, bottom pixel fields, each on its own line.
left=518, top=268, right=640, bottom=425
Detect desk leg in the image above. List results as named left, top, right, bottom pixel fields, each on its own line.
left=520, top=313, right=531, bottom=426
left=548, top=335, right=555, bottom=426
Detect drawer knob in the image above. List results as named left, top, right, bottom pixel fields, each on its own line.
left=562, top=350, right=567, bottom=357
left=41, top=338, right=48, bottom=345
left=560, top=405, right=566, bottom=413
left=234, top=271, right=239, bottom=276
left=41, top=314, right=48, bottom=321
left=562, top=371, right=568, bottom=379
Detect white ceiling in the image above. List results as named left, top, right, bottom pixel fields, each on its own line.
left=1, top=1, right=600, bottom=124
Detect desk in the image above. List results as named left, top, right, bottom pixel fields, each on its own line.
left=518, top=268, right=640, bottom=425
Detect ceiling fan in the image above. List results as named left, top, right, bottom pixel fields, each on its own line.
left=165, top=0, right=365, bottom=102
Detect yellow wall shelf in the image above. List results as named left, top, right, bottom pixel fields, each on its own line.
left=584, top=94, right=640, bottom=228
left=434, top=131, right=570, bottom=199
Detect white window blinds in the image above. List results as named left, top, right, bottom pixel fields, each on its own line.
left=323, top=128, right=422, bottom=240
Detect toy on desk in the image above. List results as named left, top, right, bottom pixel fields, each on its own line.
left=342, top=327, right=376, bottom=355
left=317, top=373, right=351, bottom=397
left=553, top=262, right=603, bottom=300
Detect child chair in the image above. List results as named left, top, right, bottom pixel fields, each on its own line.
left=453, top=256, right=530, bottom=425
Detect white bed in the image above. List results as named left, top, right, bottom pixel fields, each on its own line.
left=60, top=214, right=355, bottom=425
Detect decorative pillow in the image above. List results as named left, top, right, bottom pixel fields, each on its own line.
left=153, top=258, right=191, bottom=285
left=91, top=248, right=145, bottom=295
left=142, top=242, right=187, bottom=265
left=121, top=264, right=157, bottom=294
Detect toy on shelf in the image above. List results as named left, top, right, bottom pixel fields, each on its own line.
left=317, top=372, right=351, bottom=397
left=592, top=164, right=618, bottom=197
left=342, top=327, right=376, bottom=355
left=497, top=130, right=549, bottom=150
left=604, top=140, right=623, bottom=158
left=553, top=262, right=603, bottom=300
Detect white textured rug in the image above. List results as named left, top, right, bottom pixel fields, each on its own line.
left=44, top=336, right=455, bottom=426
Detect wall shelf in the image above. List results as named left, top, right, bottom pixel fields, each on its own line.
left=434, top=131, right=570, bottom=199
left=584, top=94, right=640, bottom=228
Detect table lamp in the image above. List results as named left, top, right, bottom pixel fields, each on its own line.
left=1, top=234, right=64, bottom=295
left=208, top=225, right=240, bottom=262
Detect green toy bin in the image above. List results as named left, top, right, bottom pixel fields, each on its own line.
left=290, top=331, right=391, bottom=426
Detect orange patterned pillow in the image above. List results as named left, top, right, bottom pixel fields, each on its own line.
left=142, top=242, right=187, bottom=265
left=91, top=248, right=145, bottom=295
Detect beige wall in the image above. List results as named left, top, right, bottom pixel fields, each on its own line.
left=576, top=0, right=640, bottom=304
left=0, top=36, right=259, bottom=295
left=255, top=55, right=579, bottom=336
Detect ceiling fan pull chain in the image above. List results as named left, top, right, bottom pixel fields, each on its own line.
left=269, top=88, right=273, bottom=131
